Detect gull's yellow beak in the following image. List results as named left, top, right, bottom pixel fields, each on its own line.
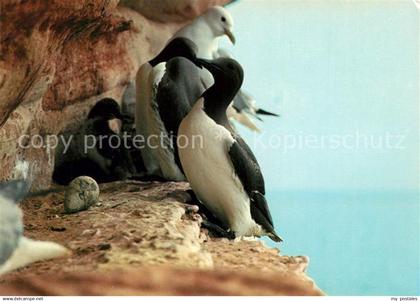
left=224, top=28, right=236, bottom=45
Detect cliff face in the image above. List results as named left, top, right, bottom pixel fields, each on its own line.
left=0, top=0, right=228, bottom=189
left=0, top=181, right=324, bottom=296
left=0, top=1, right=325, bottom=295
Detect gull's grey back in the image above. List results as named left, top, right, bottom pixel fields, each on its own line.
left=0, top=180, right=31, bottom=204
left=0, top=180, right=28, bottom=265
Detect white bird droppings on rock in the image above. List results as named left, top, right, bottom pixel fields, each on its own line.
left=64, top=176, right=100, bottom=214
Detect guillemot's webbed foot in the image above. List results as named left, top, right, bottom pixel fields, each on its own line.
left=201, top=220, right=236, bottom=240
left=186, top=189, right=235, bottom=239
left=186, top=190, right=220, bottom=224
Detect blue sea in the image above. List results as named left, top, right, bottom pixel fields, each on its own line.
left=263, top=191, right=420, bottom=296
left=224, top=0, right=419, bottom=295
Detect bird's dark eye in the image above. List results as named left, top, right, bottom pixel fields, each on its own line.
left=221, top=17, right=226, bottom=22
left=227, top=63, right=234, bottom=70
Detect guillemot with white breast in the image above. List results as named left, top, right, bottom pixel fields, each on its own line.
left=0, top=180, right=69, bottom=276
left=178, top=57, right=282, bottom=242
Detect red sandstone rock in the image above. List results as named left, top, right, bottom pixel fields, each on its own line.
left=0, top=0, right=228, bottom=188
left=0, top=267, right=324, bottom=296
left=0, top=181, right=324, bottom=296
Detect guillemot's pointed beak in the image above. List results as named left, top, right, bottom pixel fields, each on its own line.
left=195, top=58, right=214, bottom=70
left=194, top=58, right=204, bottom=69
left=0, top=179, right=31, bottom=204
left=224, top=28, right=236, bottom=45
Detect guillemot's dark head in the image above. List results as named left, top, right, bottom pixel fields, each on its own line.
left=88, top=98, right=123, bottom=121
left=149, top=38, right=199, bottom=67
left=202, top=6, right=236, bottom=44
left=198, top=57, right=244, bottom=93
left=198, top=58, right=244, bottom=118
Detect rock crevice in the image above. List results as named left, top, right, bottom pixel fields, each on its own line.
left=0, top=0, right=229, bottom=188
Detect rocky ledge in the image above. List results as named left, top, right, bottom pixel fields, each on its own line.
left=0, top=181, right=324, bottom=296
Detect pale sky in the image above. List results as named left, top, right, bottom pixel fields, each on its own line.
left=222, top=0, right=419, bottom=191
